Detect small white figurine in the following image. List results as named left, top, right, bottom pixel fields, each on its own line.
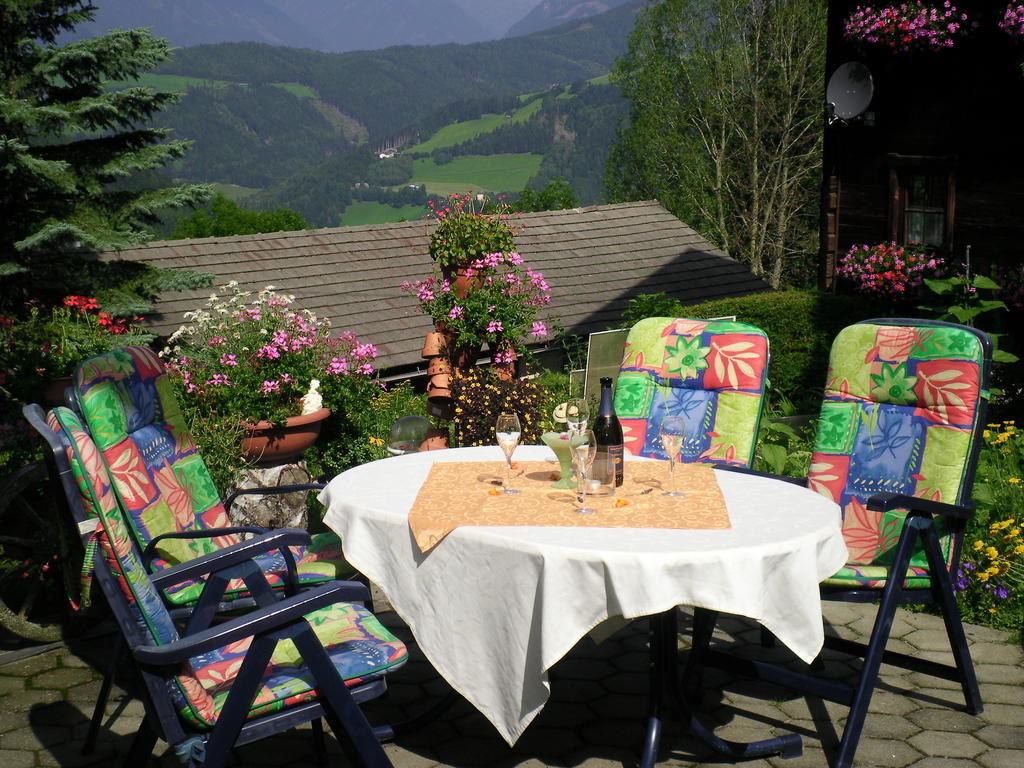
left=301, top=379, right=323, bottom=414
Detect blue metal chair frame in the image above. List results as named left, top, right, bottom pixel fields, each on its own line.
left=25, top=403, right=405, bottom=767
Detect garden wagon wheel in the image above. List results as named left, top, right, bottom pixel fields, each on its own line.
left=0, top=460, right=81, bottom=642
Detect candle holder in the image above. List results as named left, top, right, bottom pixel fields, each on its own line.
left=540, top=432, right=578, bottom=489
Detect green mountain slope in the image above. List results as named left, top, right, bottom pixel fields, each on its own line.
left=156, top=0, right=643, bottom=137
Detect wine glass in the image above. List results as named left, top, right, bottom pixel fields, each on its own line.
left=565, top=398, right=590, bottom=435
left=570, top=429, right=598, bottom=514
left=495, top=413, right=522, bottom=495
left=659, top=415, right=686, bottom=498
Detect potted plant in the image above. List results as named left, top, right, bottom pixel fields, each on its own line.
left=402, top=251, right=552, bottom=389
left=843, top=2, right=971, bottom=53
left=427, top=193, right=517, bottom=295
left=164, top=282, right=378, bottom=464
left=0, top=296, right=152, bottom=406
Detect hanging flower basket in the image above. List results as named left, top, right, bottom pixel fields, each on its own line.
left=843, top=2, right=971, bottom=53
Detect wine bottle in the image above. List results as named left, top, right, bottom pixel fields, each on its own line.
left=593, top=376, right=624, bottom=487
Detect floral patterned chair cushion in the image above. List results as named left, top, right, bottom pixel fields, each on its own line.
left=48, top=407, right=408, bottom=729
left=810, top=322, right=987, bottom=589
left=613, top=318, right=769, bottom=466
left=71, top=346, right=351, bottom=605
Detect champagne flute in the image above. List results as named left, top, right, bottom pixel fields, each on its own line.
left=570, top=429, right=598, bottom=514
left=659, top=415, right=686, bottom=498
left=565, top=398, right=590, bottom=435
left=495, top=413, right=522, bottom=495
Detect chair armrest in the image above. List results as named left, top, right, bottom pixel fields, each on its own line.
left=149, top=528, right=313, bottom=589
left=223, top=482, right=325, bottom=512
left=712, top=464, right=809, bottom=487
left=132, top=580, right=370, bottom=664
left=866, top=492, right=974, bottom=521
left=144, top=526, right=269, bottom=569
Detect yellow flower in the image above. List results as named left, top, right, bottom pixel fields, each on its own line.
left=368, top=436, right=384, bottom=447
left=985, top=546, right=999, bottom=560
left=978, top=571, right=990, bottom=582
left=973, top=540, right=984, bottom=551
left=1009, top=477, right=1021, bottom=484
left=983, top=430, right=991, bottom=439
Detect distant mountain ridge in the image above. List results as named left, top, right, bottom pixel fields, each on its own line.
left=63, top=0, right=630, bottom=52
left=507, top=0, right=635, bottom=38
left=265, top=0, right=492, bottom=51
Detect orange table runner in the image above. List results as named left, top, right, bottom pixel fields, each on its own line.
left=408, top=460, right=730, bottom=552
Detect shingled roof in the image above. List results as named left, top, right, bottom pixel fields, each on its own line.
left=106, top=200, right=768, bottom=373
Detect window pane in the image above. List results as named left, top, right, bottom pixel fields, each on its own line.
left=907, top=211, right=924, bottom=244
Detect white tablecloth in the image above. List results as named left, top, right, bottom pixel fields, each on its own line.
left=319, top=446, right=847, bottom=745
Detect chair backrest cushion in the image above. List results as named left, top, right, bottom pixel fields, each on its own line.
left=73, top=347, right=238, bottom=568
left=809, top=320, right=989, bottom=569
left=48, top=406, right=233, bottom=726
left=613, top=318, right=769, bottom=467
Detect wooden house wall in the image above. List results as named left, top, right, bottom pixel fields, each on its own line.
left=822, top=0, right=1024, bottom=288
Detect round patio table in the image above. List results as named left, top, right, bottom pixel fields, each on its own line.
left=319, top=445, right=847, bottom=748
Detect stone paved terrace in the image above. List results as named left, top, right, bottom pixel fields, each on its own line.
left=1, top=602, right=1021, bottom=768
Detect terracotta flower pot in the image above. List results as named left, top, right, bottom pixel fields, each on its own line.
left=453, top=268, right=484, bottom=298
left=241, top=407, right=330, bottom=466
left=421, top=331, right=447, bottom=358
left=426, top=372, right=452, bottom=401
left=427, top=356, right=452, bottom=377
left=490, top=343, right=517, bottom=382
left=419, top=427, right=450, bottom=451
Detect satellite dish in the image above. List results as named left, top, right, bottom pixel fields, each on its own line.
left=826, top=62, right=874, bottom=124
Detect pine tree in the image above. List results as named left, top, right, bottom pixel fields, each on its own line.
left=0, top=1, right=212, bottom=310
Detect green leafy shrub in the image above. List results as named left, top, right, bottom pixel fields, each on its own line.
left=307, top=380, right=427, bottom=482
left=621, top=290, right=886, bottom=398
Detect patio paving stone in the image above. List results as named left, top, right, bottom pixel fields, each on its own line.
left=0, top=601, right=1019, bottom=767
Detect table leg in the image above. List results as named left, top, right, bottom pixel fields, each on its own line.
left=639, top=609, right=802, bottom=766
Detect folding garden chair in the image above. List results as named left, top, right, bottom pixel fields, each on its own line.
left=49, top=345, right=354, bottom=752
left=27, top=402, right=408, bottom=768
left=686, top=318, right=991, bottom=768
left=610, top=317, right=796, bottom=765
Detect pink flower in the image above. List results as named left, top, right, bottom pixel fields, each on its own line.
left=448, top=306, right=464, bottom=320
left=219, top=353, right=238, bottom=366
left=487, top=320, right=503, bottom=333
left=530, top=321, right=547, bottom=337
left=259, top=380, right=280, bottom=393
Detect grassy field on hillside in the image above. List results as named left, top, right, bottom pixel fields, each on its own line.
left=340, top=202, right=425, bottom=226
left=108, top=73, right=232, bottom=91
left=406, top=99, right=543, bottom=154
left=211, top=183, right=261, bottom=201
left=109, top=74, right=316, bottom=100
left=271, top=82, right=318, bottom=99
left=412, top=154, right=542, bottom=196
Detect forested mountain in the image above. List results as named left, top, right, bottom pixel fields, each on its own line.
left=156, top=0, right=642, bottom=137
left=134, top=1, right=642, bottom=228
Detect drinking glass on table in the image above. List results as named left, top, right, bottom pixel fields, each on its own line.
left=495, top=413, right=522, bottom=495
left=570, top=429, right=598, bottom=514
left=659, top=415, right=686, bottom=498
left=565, top=398, right=590, bottom=435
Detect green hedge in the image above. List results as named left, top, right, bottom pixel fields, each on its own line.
left=621, top=290, right=887, bottom=400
